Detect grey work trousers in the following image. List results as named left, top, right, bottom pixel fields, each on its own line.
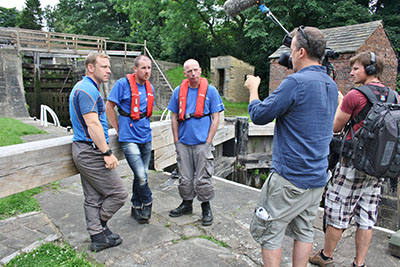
left=175, top=142, right=215, bottom=202
left=72, top=142, right=128, bottom=236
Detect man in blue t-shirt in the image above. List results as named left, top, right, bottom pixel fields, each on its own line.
left=245, top=27, right=338, bottom=266
left=69, top=52, right=128, bottom=252
left=167, top=59, right=224, bottom=226
left=106, top=55, right=155, bottom=224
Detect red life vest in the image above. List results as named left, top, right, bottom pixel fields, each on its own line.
left=126, top=73, right=153, bottom=120
left=178, top=77, right=208, bottom=121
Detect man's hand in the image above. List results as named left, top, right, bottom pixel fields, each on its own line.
left=244, top=75, right=261, bottom=102
left=104, top=154, right=119, bottom=169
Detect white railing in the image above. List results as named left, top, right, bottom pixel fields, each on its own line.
left=40, top=104, right=60, bottom=127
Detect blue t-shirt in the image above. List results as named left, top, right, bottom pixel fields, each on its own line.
left=168, top=84, right=224, bottom=145
left=248, top=65, right=338, bottom=189
left=69, top=76, right=109, bottom=142
left=107, top=77, right=155, bottom=144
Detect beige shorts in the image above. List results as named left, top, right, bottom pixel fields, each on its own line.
left=250, top=172, right=324, bottom=250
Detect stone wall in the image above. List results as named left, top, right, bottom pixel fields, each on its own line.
left=210, top=56, right=254, bottom=102
left=0, top=49, right=29, bottom=118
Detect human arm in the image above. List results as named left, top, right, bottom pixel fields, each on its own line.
left=247, top=76, right=296, bottom=125
left=244, top=75, right=261, bottom=103
left=333, top=109, right=351, bottom=133
left=105, top=100, right=119, bottom=135
left=334, top=90, right=344, bottom=117
left=171, top=112, right=179, bottom=143
left=206, top=112, right=220, bottom=144
left=83, top=112, right=119, bottom=169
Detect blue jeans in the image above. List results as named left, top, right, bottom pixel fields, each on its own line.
left=120, top=141, right=152, bottom=207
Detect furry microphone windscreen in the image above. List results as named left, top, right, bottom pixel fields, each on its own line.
left=223, top=0, right=259, bottom=16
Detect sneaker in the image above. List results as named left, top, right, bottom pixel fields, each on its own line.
left=309, top=250, right=335, bottom=267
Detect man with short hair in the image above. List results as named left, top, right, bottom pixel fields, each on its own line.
left=245, top=26, right=338, bottom=266
left=167, top=59, right=224, bottom=226
left=69, top=52, right=128, bottom=252
left=106, top=55, right=155, bottom=224
left=310, top=52, right=396, bottom=267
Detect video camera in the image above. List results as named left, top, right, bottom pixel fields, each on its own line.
left=278, top=34, right=339, bottom=79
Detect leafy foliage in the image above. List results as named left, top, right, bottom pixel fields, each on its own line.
left=0, top=7, right=20, bottom=27
left=52, top=0, right=132, bottom=41
left=18, top=0, right=43, bottom=30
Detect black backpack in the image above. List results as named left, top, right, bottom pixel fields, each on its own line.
left=349, top=85, right=400, bottom=178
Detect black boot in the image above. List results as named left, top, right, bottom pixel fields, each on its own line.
left=131, top=207, right=149, bottom=224
left=101, top=220, right=120, bottom=240
left=140, top=203, right=152, bottom=220
left=169, top=200, right=193, bottom=217
left=90, top=231, right=122, bottom=252
left=201, top=202, right=213, bottom=226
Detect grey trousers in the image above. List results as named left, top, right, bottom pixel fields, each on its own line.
left=72, top=142, right=128, bottom=235
left=175, top=142, right=215, bottom=202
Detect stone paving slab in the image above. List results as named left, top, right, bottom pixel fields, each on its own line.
left=2, top=160, right=400, bottom=266
left=0, top=212, right=61, bottom=265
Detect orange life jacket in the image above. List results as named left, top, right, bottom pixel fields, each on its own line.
left=178, top=77, right=208, bottom=121
left=126, top=73, right=153, bottom=120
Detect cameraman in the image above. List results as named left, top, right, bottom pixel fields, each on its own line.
left=245, top=26, right=338, bottom=267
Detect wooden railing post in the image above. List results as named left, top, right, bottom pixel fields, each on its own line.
left=47, top=32, right=51, bottom=52
left=74, top=36, right=77, bottom=54
left=236, top=116, right=249, bottom=156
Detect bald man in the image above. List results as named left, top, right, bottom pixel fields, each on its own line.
left=167, top=59, right=224, bottom=226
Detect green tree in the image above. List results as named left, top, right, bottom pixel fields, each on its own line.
left=18, top=0, right=43, bottom=30
left=111, top=0, right=168, bottom=60
left=51, top=0, right=131, bottom=41
left=372, top=1, right=400, bottom=61
left=43, top=5, right=56, bottom=32
left=0, top=7, right=20, bottom=27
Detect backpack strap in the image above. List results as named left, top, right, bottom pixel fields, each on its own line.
left=350, top=85, right=396, bottom=126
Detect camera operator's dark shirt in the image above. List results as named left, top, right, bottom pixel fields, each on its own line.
left=248, top=65, right=338, bottom=189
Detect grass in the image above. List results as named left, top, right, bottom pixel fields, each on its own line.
left=5, top=242, right=102, bottom=267
left=165, top=66, right=185, bottom=88
left=198, top=235, right=228, bottom=248
left=0, top=187, right=42, bottom=220
left=222, top=98, right=250, bottom=119
left=0, top=117, right=46, bottom=147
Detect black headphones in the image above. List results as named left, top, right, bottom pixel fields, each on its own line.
left=365, top=52, right=376, bottom=75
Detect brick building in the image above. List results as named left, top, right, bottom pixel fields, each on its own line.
left=269, top=20, right=398, bottom=95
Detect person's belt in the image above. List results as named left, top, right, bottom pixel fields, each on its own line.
left=118, top=107, right=147, bottom=119
left=178, top=113, right=211, bottom=122
left=75, top=140, right=98, bottom=149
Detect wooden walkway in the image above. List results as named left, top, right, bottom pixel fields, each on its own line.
left=0, top=27, right=144, bottom=58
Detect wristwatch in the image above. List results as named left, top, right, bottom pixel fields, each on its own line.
left=102, top=148, right=113, bottom=156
